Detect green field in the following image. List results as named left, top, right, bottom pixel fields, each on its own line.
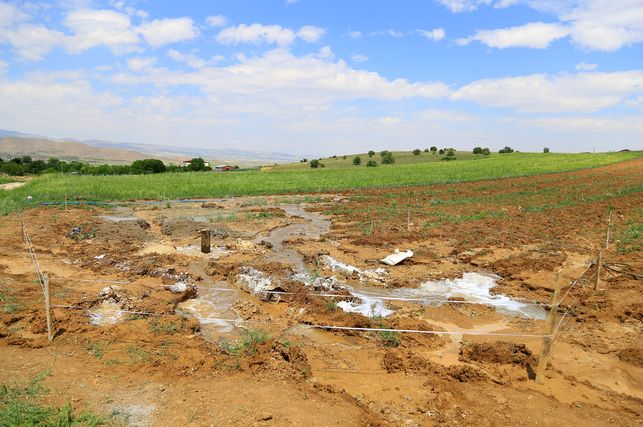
left=270, top=149, right=479, bottom=170
left=0, top=152, right=640, bottom=215
left=0, top=176, right=16, bottom=185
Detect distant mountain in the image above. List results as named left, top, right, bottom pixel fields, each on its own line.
left=0, top=129, right=299, bottom=166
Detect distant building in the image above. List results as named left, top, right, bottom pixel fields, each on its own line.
left=215, top=165, right=234, bottom=172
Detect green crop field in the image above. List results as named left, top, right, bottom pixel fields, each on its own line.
left=0, top=152, right=640, bottom=215
left=270, top=149, right=479, bottom=170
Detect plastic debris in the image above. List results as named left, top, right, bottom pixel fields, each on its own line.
left=379, top=249, right=414, bottom=266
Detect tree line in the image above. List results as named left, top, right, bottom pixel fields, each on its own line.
left=0, top=156, right=215, bottom=176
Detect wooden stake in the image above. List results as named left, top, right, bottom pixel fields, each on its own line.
left=43, top=274, right=54, bottom=342
left=407, top=205, right=411, bottom=232
left=594, top=251, right=602, bottom=292
left=64, top=194, right=68, bottom=210
left=605, top=210, right=613, bottom=249
left=535, top=272, right=561, bottom=384
left=200, top=229, right=211, bottom=254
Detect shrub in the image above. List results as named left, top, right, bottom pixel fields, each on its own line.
left=442, top=149, right=457, bottom=161
left=366, top=160, right=377, bottom=167
left=499, top=146, right=514, bottom=154
left=430, top=146, right=437, bottom=153
left=543, top=147, right=550, bottom=153
left=309, top=159, right=321, bottom=168
left=482, top=148, right=491, bottom=155
left=473, top=147, right=483, bottom=154
left=352, top=156, right=362, bottom=166
left=368, top=150, right=375, bottom=157
left=381, top=152, right=395, bottom=164
left=438, top=149, right=445, bottom=155
left=413, top=149, right=421, bottom=155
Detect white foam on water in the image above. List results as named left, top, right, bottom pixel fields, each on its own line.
left=336, top=293, right=394, bottom=318
left=89, top=301, right=125, bottom=325
left=389, top=273, right=546, bottom=319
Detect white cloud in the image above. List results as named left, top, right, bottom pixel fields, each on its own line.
left=112, top=48, right=451, bottom=107
left=562, top=0, right=643, bottom=51
left=418, top=28, right=446, bottom=41
left=452, top=70, right=643, bottom=112
left=296, top=25, right=325, bottom=42
left=575, top=62, right=597, bottom=71
left=460, top=22, right=569, bottom=48
left=206, top=15, right=227, bottom=27
left=3, top=24, right=67, bottom=61
left=127, top=56, right=156, bottom=72
left=167, top=49, right=223, bottom=69
left=348, top=30, right=362, bottom=39
left=436, top=0, right=516, bottom=13
left=138, top=18, right=198, bottom=48
left=0, top=2, right=29, bottom=27
left=419, top=109, right=477, bottom=122
left=216, top=24, right=296, bottom=45
left=351, top=53, right=368, bottom=63
left=64, top=9, right=140, bottom=54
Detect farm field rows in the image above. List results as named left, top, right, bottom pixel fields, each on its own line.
left=0, top=157, right=641, bottom=425
left=0, top=151, right=639, bottom=216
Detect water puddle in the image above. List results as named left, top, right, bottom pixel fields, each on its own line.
left=89, top=301, right=125, bottom=325
left=256, top=204, right=330, bottom=273
left=176, top=263, right=242, bottom=339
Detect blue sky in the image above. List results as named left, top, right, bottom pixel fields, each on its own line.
left=1, top=0, right=642, bottom=155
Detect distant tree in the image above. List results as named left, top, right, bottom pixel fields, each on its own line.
left=413, top=149, right=421, bottom=155
left=11, top=157, right=22, bottom=165
left=499, top=146, right=514, bottom=154
left=300, top=158, right=308, bottom=163
left=430, top=146, right=437, bottom=153
left=342, top=155, right=347, bottom=159
left=185, top=157, right=210, bottom=172
left=368, top=150, right=375, bottom=157
left=21, top=155, right=32, bottom=164
left=424, top=148, right=429, bottom=152
left=473, top=147, right=483, bottom=154
left=481, top=148, right=491, bottom=155
left=1, top=162, right=25, bottom=176
left=543, top=147, right=550, bottom=153
left=353, top=156, right=362, bottom=166
left=441, top=149, right=456, bottom=161
left=131, top=159, right=167, bottom=174
left=27, top=160, right=47, bottom=174
left=366, top=160, right=377, bottom=167
left=438, top=149, right=445, bottom=155
left=310, top=159, right=321, bottom=168
left=381, top=152, right=395, bottom=164
left=332, top=155, right=337, bottom=159
left=380, top=150, right=389, bottom=157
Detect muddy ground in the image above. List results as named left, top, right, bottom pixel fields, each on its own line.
left=0, top=158, right=641, bottom=426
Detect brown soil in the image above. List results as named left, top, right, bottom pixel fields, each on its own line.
left=0, top=158, right=641, bottom=426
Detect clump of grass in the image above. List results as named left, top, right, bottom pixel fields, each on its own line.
left=2, top=303, right=20, bottom=314
left=148, top=319, right=181, bottom=335
left=617, top=222, right=642, bottom=254
left=376, top=329, right=401, bottom=348
left=0, top=370, right=107, bottom=426
left=219, top=329, right=270, bottom=356
left=126, top=345, right=151, bottom=363
left=245, top=211, right=276, bottom=220
left=325, top=299, right=338, bottom=312
left=84, top=341, right=106, bottom=359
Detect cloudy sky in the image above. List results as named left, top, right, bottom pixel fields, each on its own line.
left=1, top=0, right=642, bottom=155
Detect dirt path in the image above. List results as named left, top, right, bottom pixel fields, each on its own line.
left=0, top=181, right=25, bottom=190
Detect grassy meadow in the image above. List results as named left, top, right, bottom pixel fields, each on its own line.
left=267, top=149, right=480, bottom=170
left=0, top=151, right=640, bottom=215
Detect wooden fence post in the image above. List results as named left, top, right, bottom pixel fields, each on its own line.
left=43, top=274, right=54, bottom=342
left=594, top=251, right=602, bottom=292
left=535, top=272, right=561, bottom=383
left=200, top=229, right=211, bottom=254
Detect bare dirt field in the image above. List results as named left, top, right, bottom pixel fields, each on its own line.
left=0, top=158, right=641, bottom=426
